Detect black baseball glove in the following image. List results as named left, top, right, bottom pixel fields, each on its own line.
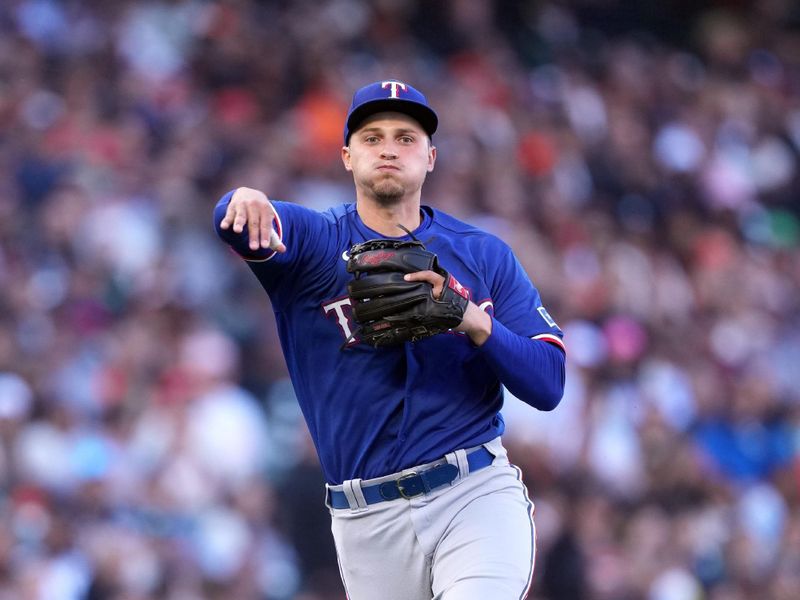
left=345, top=238, right=470, bottom=348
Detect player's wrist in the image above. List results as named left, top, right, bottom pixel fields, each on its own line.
left=458, top=303, right=492, bottom=346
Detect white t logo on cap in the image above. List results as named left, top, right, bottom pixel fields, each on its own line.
left=381, top=81, right=407, bottom=98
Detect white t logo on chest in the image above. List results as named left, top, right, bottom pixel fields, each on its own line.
left=323, top=298, right=354, bottom=340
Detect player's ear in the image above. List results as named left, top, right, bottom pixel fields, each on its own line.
left=342, top=146, right=352, bottom=171
left=427, top=143, right=436, bottom=172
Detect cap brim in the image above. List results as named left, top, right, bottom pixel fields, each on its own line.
left=346, top=99, right=438, bottom=142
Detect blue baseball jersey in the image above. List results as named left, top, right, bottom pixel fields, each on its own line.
left=214, top=193, right=564, bottom=484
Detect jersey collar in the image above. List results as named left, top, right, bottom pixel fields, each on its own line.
left=350, top=203, right=434, bottom=242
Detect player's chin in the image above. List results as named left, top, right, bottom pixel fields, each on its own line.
left=369, top=179, right=405, bottom=203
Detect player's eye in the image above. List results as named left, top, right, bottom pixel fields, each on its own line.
left=364, top=136, right=380, bottom=143
left=398, top=136, right=414, bottom=144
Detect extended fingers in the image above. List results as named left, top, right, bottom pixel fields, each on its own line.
left=268, top=229, right=286, bottom=253
left=260, top=212, right=286, bottom=252
left=221, top=188, right=286, bottom=252
left=219, top=203, right=233, bottom=229
left=220, top=201, right=241, bottom=231
left=246, top=201, right=262, bottom=250
left=260, top=215, right=273, bottom=249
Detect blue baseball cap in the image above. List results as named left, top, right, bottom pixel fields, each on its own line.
left=344, top=80, right=438, bottom=144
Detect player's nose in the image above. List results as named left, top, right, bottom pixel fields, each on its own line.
left=379, top=143, right=398, bottom=159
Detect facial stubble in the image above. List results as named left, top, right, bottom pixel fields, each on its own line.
left=366, top=169, right=430, bottom=206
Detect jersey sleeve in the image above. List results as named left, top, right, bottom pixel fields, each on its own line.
left=474, top=238, right=566, bottom=410
left=213, top=191, right=338, bottom=308
left=487, top=241, right=565, bottom=353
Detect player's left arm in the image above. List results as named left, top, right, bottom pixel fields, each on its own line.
left=406, top=242, right=565, bottom=410
left=480, top=243, right=565, bottom=410
left=476, top=314, right=565, bottom=411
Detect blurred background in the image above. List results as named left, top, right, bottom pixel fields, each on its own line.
left=1, top=0, right=799, bottom=598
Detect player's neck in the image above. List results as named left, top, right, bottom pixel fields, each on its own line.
left=356, top=196, right=422, bottom=237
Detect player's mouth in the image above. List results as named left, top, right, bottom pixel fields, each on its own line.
left=376, top=164, right=400, bottom=171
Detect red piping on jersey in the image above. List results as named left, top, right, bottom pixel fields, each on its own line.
left=532, top=333, right=565, bottom=353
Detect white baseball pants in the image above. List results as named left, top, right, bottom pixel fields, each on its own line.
left=325, top=438, right=536, bottom=600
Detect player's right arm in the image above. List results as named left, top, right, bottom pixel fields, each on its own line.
left=217, top=186, right=286, bottom=255
left=214, top=187, right=340, bottom=307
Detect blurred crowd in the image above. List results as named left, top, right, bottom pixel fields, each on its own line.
left=1, top=0, right=799, bottom=599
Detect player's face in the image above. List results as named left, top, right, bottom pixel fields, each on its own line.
left=342, top=112, right=436, bottom=206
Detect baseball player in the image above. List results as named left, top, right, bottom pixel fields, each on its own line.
left=214, top=80, right=565, bottom=599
